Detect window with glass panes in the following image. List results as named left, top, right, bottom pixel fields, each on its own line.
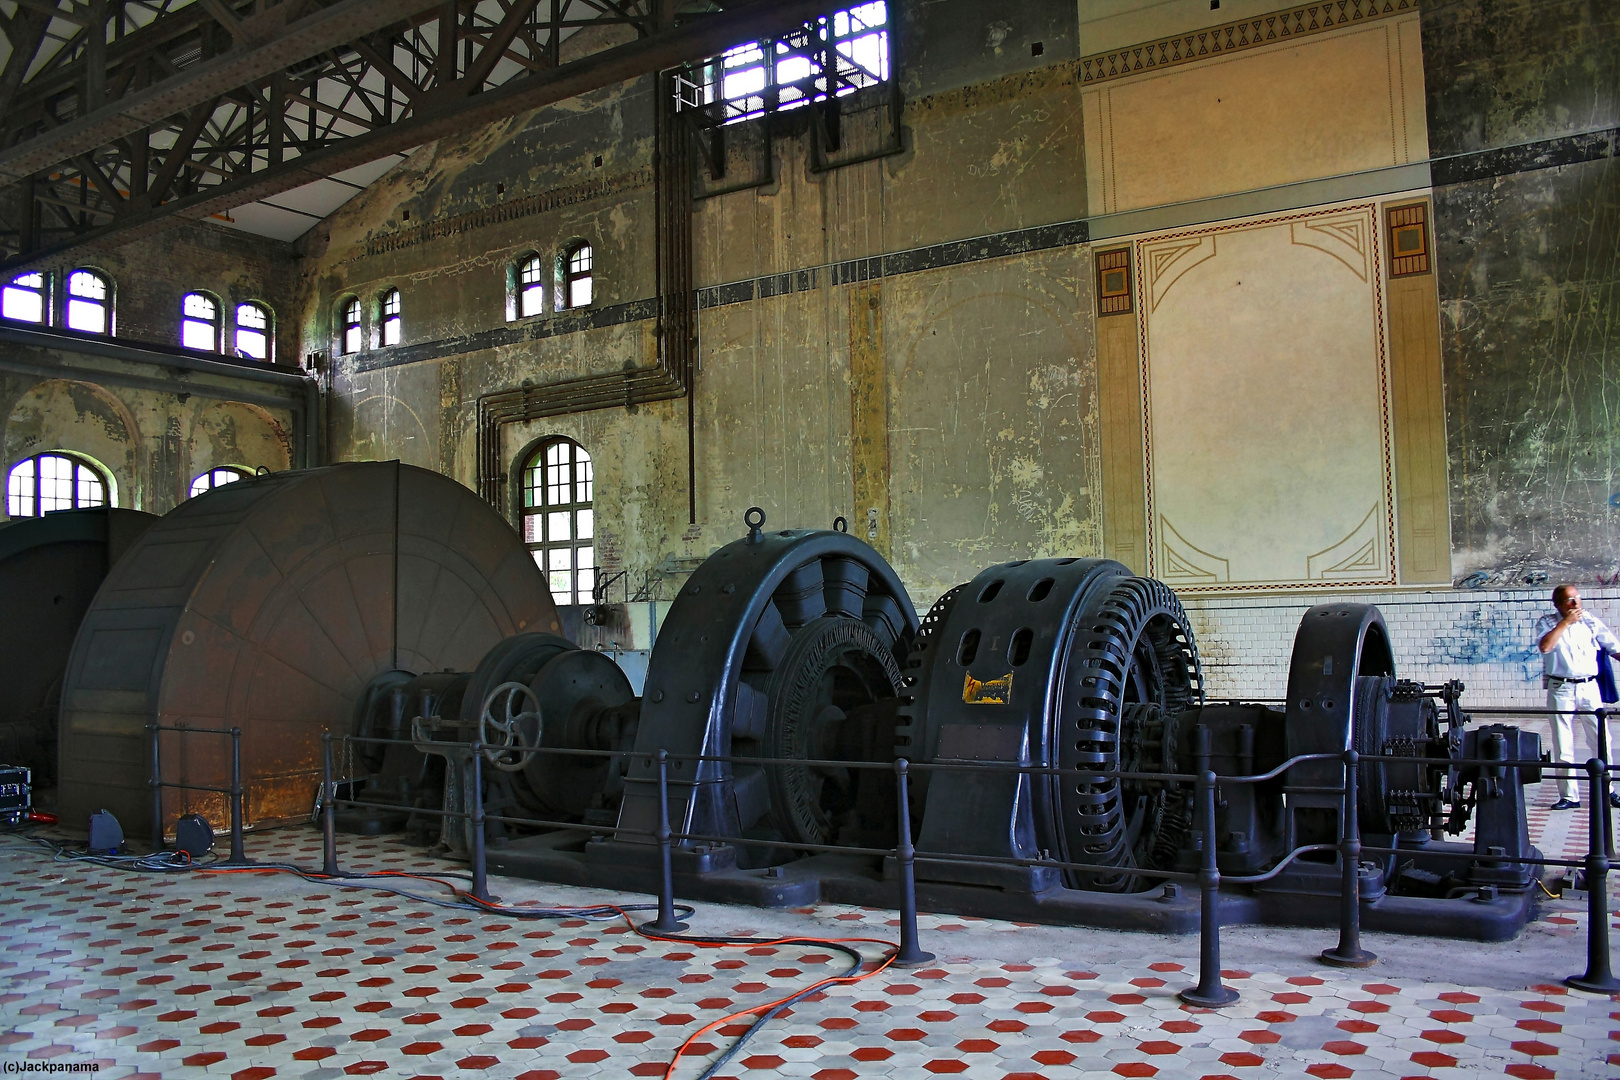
left=340, top=297, right=362, bottom=354
left=2, top=272, right=47, bottom=324
left=378, top=288, right=401, bottom=346
left=189, top=466, right=249, bottom=497
left=66, top=269, right=110, bottom=334
left=6, top=453, right=108, bottom=517
left=235, top=302, right=271, bottom=360
left=517, top=255, right=544, bottom=317
left=563, top=243, right=592, bottom=308
left=181, top=292, right=220, bottom=351
left=522, top=439, right=595, bottom=606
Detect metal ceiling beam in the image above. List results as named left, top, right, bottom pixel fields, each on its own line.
left=0, top=0, right=448, bottom=183
left=0, top=0, right=835, bottom=272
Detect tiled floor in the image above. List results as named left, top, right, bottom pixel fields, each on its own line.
left=0, top=802, right=1615, bottom=1080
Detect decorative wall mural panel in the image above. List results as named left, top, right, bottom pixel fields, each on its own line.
left=1138, top=202, right=1397, bottom=591
left=1082, top=14, right=1428, bottom=217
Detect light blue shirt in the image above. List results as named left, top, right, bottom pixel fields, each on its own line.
left=1535, top=611, right=1620, bottom=679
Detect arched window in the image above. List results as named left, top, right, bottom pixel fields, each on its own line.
left=65, top=269, right=111, bottom=334
left=181, top=292, right=221, bottom=351
left=378, top=288, right=401, bottom=346
left=6, top=452, right=108, bottom=517
left=521, top=438, right=594, bottom=606
left=189, top=466, right=249, bottom=497
left=235, top=302, right=272, bottom=361
left=562, top=243, right=592, bottom=309
left=2, top=272, right=47, bottom=324
left=339, top=296, right=362, bottom=355
left=515, top=254, right=545, bottom=318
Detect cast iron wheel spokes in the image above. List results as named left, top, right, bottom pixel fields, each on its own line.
left=480, top=681, right=543, bottom=772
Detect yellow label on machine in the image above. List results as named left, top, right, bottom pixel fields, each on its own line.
left=962, top=670, right=1013, bottom=705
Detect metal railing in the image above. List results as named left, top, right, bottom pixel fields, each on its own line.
left=308, top=706, right=1619, bottom=1003
left=147, top=723, right=248, bottom=865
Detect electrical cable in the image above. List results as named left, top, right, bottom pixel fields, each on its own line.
left=0, top=828, right=902, bottom=1078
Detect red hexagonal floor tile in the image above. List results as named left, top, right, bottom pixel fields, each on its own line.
left=1138, top=1041, right=1182, bottom=1055
left=923, top=1062, right=969, bottom=1075
left=742, top=1056, right=785, bottom=1070
left=1239, top=1031, right=1280, bottom=1045
left=566, top=1050, right=608, bottom=1064
left=1033, top=1051, right=1076, bottom=1066
left=1112, top=1065, right=1157, bottom=1078
left=851, top=1048, right=892, bottom=1062
left=1420, top=1029, right=1464, bottom=1044
left=1322, top=1040, right=1365, bottom=1056
left=343, top=1062, right=387, bottom=1076
left=1411, top=1051, right=1458, bottom=1068
left=1220, top=1052, right=1265, bottom=1068
left=956, top=1040, right=999, bottom=1053
left=1305, top=1066, right=1352, bottom=1079
left=814, top=1071, right=858, bottom=1080
left=1510, top=1041, right=1559, bottom=1057
left=1504, top=1067, right=1555, bottom=1080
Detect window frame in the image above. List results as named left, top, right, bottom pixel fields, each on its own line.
left=180, top=291, right=222, bottom=352
left=64, top=268, right=113, bottom=336
left=189, top=465, right=251, bottom=498
left=6, top=451, right=111, bottom=518
left=377, top=287, right=402, bottom=347
left=338, top=295, right=362, bottom=355
left=2, top=271, right=49, bottom=325
left=675, top=2, right=891, bottom=127
left=520, top=437, right=596, bottom=607
left=234, top=301, right=273, bottom=361
left=512, top=253, right=545, bottom=320
left=561, top=242, right=593, bottom=310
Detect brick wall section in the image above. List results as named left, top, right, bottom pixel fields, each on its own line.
left=1181, top=587, right=1620, bottom=708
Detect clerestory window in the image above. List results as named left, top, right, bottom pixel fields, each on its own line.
left=235, top=302, right=272, bottom=361
left=66, top=269, right=111, bottom=335
left=675, top=2, right=889, bottom=125
left=181, top=292, right=221, bottom=351
left=2, top=272, right=47, bottom=324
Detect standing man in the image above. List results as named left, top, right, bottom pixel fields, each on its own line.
left=1536, top=584, right=1620, bottom=810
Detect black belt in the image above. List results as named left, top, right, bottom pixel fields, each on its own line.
left=1549, top=675, right=1594, bottom=684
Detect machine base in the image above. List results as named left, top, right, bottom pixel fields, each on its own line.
left=488, top=835, right=1539, bottom=940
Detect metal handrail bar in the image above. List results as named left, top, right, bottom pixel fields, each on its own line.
left=338, top=732, right=1609, bottom=785
left=1359, top=844, right=1587, bottom=870
left=1222, top=843, right=1344, bottom=885
left=150, top=724, right=238, bottom=736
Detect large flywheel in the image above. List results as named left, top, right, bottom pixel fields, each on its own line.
left=615, top=510, right=917, bottom=858
left=903, top=558, right=1201, bottom=892
left=58, top=462, right=559, bottom=839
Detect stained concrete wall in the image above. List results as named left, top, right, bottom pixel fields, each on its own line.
left=1424, top=0, right=1620, bottom=587
left=297, top=0, right=1096, bottom=609
left=284, top=0, right=1615, bottom=633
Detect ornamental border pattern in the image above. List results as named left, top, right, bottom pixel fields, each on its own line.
left=1079, top=0, right=1419, bottom=86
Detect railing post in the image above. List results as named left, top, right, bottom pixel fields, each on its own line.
left=321, top=733, right=340, bottom=876
left=1596, top=707, right=1613, bottom=857
left=148, top=724, right=164, bottom=853
left=1321, top=747, right=1377, bottom=967
left=892, top=758, right=935, bottom=968
left=226, top=727, right=246, bottom=865
left=469, top=743, right=490, bottom=904
left=643, top=749, right=689, bottom=933
left=1180, top=725, right=1237, bottom=1006
left=1566, top=758, right=1620, bottom=993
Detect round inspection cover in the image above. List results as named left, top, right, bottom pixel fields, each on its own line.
left=57, top=462, right=559, bottom=839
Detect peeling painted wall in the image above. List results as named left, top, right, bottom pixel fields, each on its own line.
left=297, top=0, right=1096, bottom=610
left=1424, top=0, right=1620, bottom=586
